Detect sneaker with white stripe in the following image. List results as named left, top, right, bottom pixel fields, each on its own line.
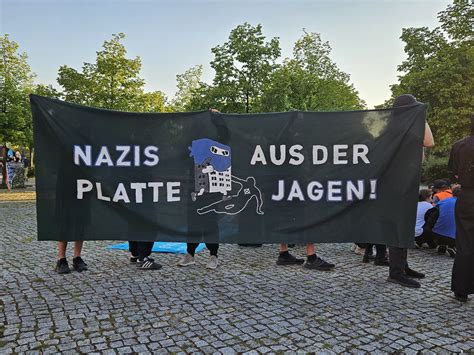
left=137, top=257, right=162, bottom=270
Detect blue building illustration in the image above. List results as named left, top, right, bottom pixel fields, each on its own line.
left=189, top=139, right=232, bottom=196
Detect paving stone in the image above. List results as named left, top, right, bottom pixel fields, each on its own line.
left=1, top=201, right=473, bottom=353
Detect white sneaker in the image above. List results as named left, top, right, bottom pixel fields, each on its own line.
left=178, top=253, right=195, bottom=266
left=206, top=255, right=218, bottom=269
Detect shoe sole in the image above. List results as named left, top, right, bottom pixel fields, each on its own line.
left=139, top=266, right=162, bottom=270
left=387, top=277, right=420, bottom=288
left=177, top=262, right=196, bottom=267
left=206, top=264, right=218, bottom=269
left=55, top=269, right=70, bottom=274
left=74, top=268, right=88, bottom=272
left=303, top=265, right=334, bottom=271
left=276, top=261, right=305, bottom=266
left=406, top=274, right=425, bottom=279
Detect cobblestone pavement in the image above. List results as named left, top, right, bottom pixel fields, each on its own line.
left=1, top=202, right=473, bottom=354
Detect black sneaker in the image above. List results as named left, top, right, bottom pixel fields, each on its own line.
left=137, top=257, right=162, bottom=270
left=304, top=256, right=335, bottom=271
left=73, top=257, right=88, bottom=272
left=362, top=254, right=370, bottom=263
left=446, top=247, right=456, bottom=258
left=55, top=258, right=70, bottom=274
left=454, top=293, right=468, bottom=302
left=130, top=256, right=139, bottom=263
left=374, top=258, right=390, bottom=266
left=405, top=268, right=425, bottom=279
left=437, top=245, right=447, bottom=255
left=276, top=252, right=304, bottom=265
left=387, top=275, right=420, bottom=288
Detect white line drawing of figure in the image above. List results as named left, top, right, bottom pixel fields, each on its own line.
left=197, top=175, right=264, bottom=215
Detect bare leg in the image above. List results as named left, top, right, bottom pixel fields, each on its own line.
left=280, top=244, right=288, bottom=252
left=58, top=241, right=67, bottom=259
left=306, top=243, right=315, bottom=256
left=73, top=241, right=84, bottom=258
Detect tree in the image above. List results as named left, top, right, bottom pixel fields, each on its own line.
left=260, top=32, right=365, bottom=111
left=0, top=35, right=35, bottom=186
left=383, top=0, right=473, bottom=153
left=138, top=90, right=169, bottom=113
left=192, top=23, right=281, bottom=113
left=186, top=26, right=364, bottom=113
left=171, top=65, right=203, bottom=111
left=57, top=33, right=167, bottom=112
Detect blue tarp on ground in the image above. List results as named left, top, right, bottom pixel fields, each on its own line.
left=107, top=242, right=205, bottom=254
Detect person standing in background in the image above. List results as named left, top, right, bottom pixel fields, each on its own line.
left=449, top=115, right=474, bottom=302
left=387, top=94, right=434, bottom=288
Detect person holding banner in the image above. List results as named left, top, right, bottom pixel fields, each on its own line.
left=386, top=94, right=434, bottom=288
left=178, top=108, right=222, bottom=270
left=55, top=241, right=88, bottom=274
left=449, top=115, right=474, bottom=302
left=54, top=154, right=90, bottom=274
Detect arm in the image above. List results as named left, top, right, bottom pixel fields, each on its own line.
left=423, top=121, right=434, bottom=148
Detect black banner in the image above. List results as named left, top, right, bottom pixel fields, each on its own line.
left=30, top=95, right=426, bottom=247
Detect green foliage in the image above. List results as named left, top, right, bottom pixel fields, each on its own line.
left=34, top=84, right=61, bottom=99
left=57, top=33, right=168, bottom=112
left=137, top=90, right=170, bottom=113
left=421, top=155, right=453, bottom=183
left=384, top=0, right=474, bottom=152
left=172, top=65, right=203, bottom=111
left=0, top=34, right=35, bottom=146
left=188, top=23, right=281, bottom=113
left=260, top=32, right=365, bottom=111
left=185, top=25, right=365, bottom=113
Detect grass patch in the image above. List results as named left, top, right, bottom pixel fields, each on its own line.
left=323, top=342, right=333, bottom=349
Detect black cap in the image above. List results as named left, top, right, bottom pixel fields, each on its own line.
left=433, top=179, right=449, bottom=189
left=393, top=94, right=417, bottom=108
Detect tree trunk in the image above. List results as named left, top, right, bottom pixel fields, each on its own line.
left=1, top=142, right=7, bottom=188
left=30, top=147, right=34, bottom=168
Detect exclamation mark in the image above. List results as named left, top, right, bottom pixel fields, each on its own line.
left=370, top=179, right=377, bottom=200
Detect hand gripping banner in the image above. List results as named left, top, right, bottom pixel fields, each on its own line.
left=30, top=95, right=427, bottom=247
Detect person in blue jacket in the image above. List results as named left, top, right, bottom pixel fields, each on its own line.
left=425, top=187, right=460, bottom=258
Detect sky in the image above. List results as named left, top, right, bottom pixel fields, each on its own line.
left=2, top=0, right=451, bottom=108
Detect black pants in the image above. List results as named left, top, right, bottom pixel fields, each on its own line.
left=389, top=247, right=409, bottom=278
left=364, top=244, right=387, bottom=261
left=415, top=230, right=436, bottom=247
left=187, top=243, right=218, bottom=256
left=452, top=188, right=474, bottom=295
left=129, top=241, right=154, bottom=260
